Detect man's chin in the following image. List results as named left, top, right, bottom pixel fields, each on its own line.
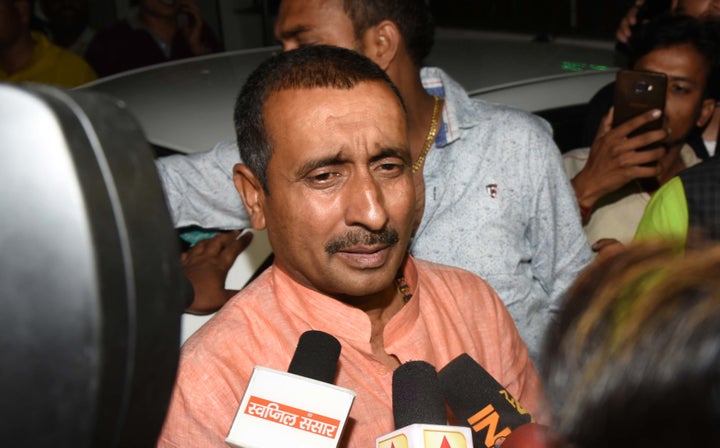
left=326, top=270, right=400, bottom=303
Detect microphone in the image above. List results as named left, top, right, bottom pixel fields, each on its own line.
left=376, top=360, right=473, bottom=448
left=393, top=360, right=448, bottom=428
left=288, top=330, right=342, bottom=383
left=438, top=354, right=533, bottom=448
left=225, top=330, right=356, bottom=448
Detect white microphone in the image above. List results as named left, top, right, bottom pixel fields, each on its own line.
left=376, top=360, right=473, bottom=448
left=226, top=331, right=356, bottom=448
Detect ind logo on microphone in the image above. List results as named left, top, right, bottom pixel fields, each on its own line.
left=377, top=428, right=469, bottom=448
left=244, top=395, right=341, bottom=439
left=467, top=404, right=510, bottom=448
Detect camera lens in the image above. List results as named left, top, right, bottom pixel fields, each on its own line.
left=634, top=80, right=651, bottom=94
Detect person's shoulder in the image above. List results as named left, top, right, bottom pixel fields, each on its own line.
left=184, top=268, right=276, bottom=345
left=682, top=155, right=720, bottom=179
left=32, top=33, right=97, bottom=86
left=51, top=43, right=94, bottom=69
left=466, top=96, right=550, bottom=130
left=423, top=66, right=550, bottom=134
left=413, top=258, right=514, bottom=323
left=414, top=258, right=495, bottom=294
left=562, top=146, right=590, bottom=176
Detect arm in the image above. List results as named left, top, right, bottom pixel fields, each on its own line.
left=616, top=0, right=644, bottom=44
left=155, top=140, right=250, bottom=230
left=526, top=117, right=592, bottom=314
left=183, top=230, right=254, bottom=314
left=571, top=108, right=667, bottom=216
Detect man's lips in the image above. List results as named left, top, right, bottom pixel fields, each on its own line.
left=335, top=245, right=392, bottom=268
left=341, top=244, right=390, bottom=254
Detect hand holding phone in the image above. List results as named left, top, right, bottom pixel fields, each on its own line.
left=570, top=71, right=668, bottom=210
left=613, top=69, right=667, bottom=142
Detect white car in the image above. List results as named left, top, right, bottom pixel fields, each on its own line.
left=83, top=29, right=618, bottom=155
left=82, top=29, right=618, bottom=342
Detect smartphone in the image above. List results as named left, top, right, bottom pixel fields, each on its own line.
left=612, top=69, right=667, bottom=139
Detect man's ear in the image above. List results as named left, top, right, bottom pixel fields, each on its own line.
left=696, top=97, right=716, bottom=128
left=233, top=163, right=267, bottom=230
left=361, top=20, right=400, bottom=71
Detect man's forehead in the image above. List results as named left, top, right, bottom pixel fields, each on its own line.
left=276, top=0, right=347, bottom=33
left=261, top=83, right=407, bottom=147
left=635, top=46, right=709, bottom=87
left=679, top=0, right=720, bottom=16
left=263, top=82, right=404, bottom=118
left=638, top=44, right=707, bottom=68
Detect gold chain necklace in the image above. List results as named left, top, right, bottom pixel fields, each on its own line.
left=411, top=95, right=443, bottom=174
left=395, top=275, right=413, bottom=303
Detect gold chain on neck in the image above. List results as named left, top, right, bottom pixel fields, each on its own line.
left=411, top=95, right=443, bottom=174
left=410, top=95, right=442, bottom=173
left=395, top=275, right=413, bottom=303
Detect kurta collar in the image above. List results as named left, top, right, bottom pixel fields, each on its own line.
left=270, top=255, right=420, bottom=349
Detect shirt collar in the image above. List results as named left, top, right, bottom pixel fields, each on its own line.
left=421, top=66, right=477, bottom=148
left=271, top=255, right=420, bottom=347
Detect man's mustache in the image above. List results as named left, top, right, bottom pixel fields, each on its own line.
left=325, top=228, right=400, bottom=254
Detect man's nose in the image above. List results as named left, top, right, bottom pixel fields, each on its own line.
left=344, top=173, right=389, bottom=231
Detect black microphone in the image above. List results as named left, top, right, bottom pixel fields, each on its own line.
left=226, top=330, right=355, bottom=448
left=392, top=360, right=448, bottom=428
left=438, top=353, right=532, bottom=448
left=376, top=360, right=473, bottom=447
left=287, top=330, right=342, bottom=383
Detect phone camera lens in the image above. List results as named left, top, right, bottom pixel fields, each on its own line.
left=633, top=80, right=652, bottom=94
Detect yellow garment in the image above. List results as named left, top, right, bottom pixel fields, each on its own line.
left=563, top=144, right=700, bottom=245
left=0, top=32, right=97, bottom=88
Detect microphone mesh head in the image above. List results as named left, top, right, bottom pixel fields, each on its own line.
left=392, top=360, right=448, bottom=428
left=438, top=354, right=531, bottom=429
left=287, top=330, right=341, bottom=384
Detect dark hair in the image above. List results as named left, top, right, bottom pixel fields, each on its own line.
left=541, top=241, right=720, bottom=448
left=342, top=0, right=435, bottom=68
left=628, top=14, right=720, bottom=98
left=234, top=45, right=406, bottom=192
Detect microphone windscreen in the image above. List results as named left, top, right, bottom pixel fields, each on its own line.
left=287, top=330, right=341, bottom=384
left=438, top=354, right=531, bottom=432
left=392, top=360, right=447, bottom=429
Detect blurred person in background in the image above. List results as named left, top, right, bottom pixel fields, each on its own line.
left=0, top=0, right=96, bottom=87
left=617, top=0, right=720, bottom=45
left=85, top=0, right=222, bottom=77
left=591, top=0, right=720, bottom=158
left=33, top=0, right=94, bottom=56
left=635, top=154, right=720, bottom=245
left=564, top=15, right=719, bottom=251
left=541, top=240, right=720, bottom=447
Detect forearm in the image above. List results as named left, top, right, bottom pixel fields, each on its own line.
left=155, top=141, right=250, bottom=229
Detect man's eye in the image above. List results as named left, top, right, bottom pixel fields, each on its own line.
left=377, top=162, right=406, bottom=176
left=312, top=172, right=334, bottom=181
left=306, top=171, right=341, bottom=187
left=297, top=40, right=317, bottom=49
left=671, top=84, right=691, bottom=94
